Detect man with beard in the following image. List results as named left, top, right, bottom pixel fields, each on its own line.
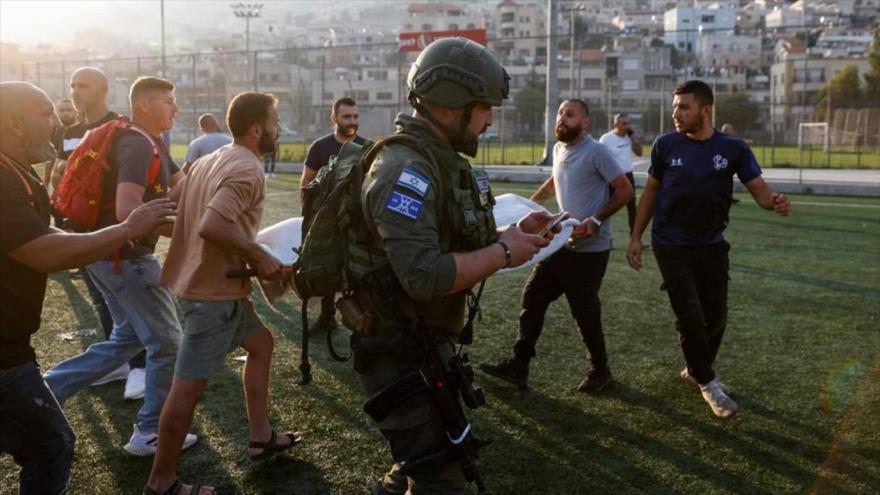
left=480, top=99, right=633, bottom=394
left=627, top=80, right=790, bottom=418
left=0, top=81, right=176, bottom=495
left=356, top=38, right=552, bottom=495
left=300, top=96, right=367, bottom=333
left=145, top=92, right=299, bottom=495
left=44, top=98, right=77, bottom=186
left=43, top=77, right=200, bottom=456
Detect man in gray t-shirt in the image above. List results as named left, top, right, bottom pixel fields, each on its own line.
left=481, top=99, right=633, bottom=393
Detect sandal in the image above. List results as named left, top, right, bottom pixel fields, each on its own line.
left=248, top=429, right=303, bottom=461
left=143, top=479, right=213, bottom=495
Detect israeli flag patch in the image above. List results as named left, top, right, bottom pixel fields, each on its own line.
left=396, top=167, right=431, bottom=197
left=385, top=191, right=424, bottom=221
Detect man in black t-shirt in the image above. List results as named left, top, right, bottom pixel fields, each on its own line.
left=0, top=81, right=175, bottom=495
left=300, top=97, right=366, bottom=332
left=43, top=77, right=200, bottom=457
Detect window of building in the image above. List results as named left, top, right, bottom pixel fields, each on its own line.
left=501, top=12, right=514, bottom=23
left=367, top=69, right=388, bottom=81
left=448, top=23, right=459, bottom=30
left=467, top=23, right=476, bottom=29
left=376, top=91, right=393, bottom=100
left=422, top=23, right=432, bottom=31
left=701, top=15, right=715, bottom=23
left=622, top=59, right=640, bottom=70
left=622, top=79, right=640, bottom=91
left=322, top=92, right=334, bottom=101
left=583, top=77, right=602, bottom=89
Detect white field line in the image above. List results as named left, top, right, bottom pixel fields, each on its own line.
left=265, top=189, right=878, bottom=209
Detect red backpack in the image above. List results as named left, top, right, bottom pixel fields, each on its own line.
left=52, top=116, right=161, bottom=230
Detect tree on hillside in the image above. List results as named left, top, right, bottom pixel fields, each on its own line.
left=514, top=86, right=545, bottom=138
left=863, top=29, right=880, bottom=103
left=715, top=93, right=761, bottom=133
left=815, top=64, right=863, bottom=111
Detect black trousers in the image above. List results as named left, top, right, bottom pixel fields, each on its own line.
left=653, top=242, right=730, bottom=385
left=513, top=248, right=610, bottom=372
left=609, top=171, right=637, bottom=233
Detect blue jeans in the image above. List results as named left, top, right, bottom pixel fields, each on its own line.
left=81, top=267, right=146, bottom=369
left=0, top=361, right=75, bottom=495
left=44, top=254, right=182, bottom=433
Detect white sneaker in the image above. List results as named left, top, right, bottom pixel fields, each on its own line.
left=90, top=363, right=130, bottom=387
left=700, top=379, right=739, bottom=418
left=123, top=367, right=146, bottom=400
left=123, top=424, right=199, bottom=457
left=681, top=368, right=730, bottom=395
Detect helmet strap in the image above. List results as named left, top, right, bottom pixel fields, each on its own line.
left=409, top=93, right=478, bottom=157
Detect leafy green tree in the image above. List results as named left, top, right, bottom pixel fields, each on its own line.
left=864, top=29, right=880, bottom=103
left=815, top=64, right=863, bottom=111
left=514, top=86, right=545, bottom=137
left=715, top=93, right=761, bottom=133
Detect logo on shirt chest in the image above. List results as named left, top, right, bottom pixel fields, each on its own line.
left=712, top=154, right=729, bottom=171
left=670, top=158, right=684, bottom=167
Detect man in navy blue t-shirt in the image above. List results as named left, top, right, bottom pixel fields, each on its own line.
left=627, top=80, right=790, bottom=418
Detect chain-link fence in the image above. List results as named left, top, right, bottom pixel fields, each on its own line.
left=3, top=37, right=878, bottom=169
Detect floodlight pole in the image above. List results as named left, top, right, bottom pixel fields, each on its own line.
left=542, top=0, right=559, bottom=166
left=231, top=3, right=263, bottom=91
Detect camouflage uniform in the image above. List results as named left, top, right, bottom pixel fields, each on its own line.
left=351, top=38, right=509, bottom=495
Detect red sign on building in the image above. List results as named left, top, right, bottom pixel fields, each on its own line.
left=398, top=29, right=487, bottom=53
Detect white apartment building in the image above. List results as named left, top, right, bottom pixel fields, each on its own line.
left=664, top=6, right=736, bottom=54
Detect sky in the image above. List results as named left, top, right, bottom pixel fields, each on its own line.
left=0, top=0, right=332, bottom=47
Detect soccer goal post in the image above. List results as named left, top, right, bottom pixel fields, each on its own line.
left=798, top=122, right=829, bottom=152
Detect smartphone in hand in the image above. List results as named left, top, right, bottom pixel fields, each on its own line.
left=538, top=211, right=570, bottom=237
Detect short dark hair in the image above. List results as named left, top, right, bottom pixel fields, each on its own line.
left=198, top=113, right=218, bottom=130
left=674, top=80, right=714, bottom=107
left=129, top=76, right=174, bottom=107
left=565, top=99, right=590, bottom=117
left=332, top=97, right=357, bottom=116
left=226, top=92, right=278, bottom=138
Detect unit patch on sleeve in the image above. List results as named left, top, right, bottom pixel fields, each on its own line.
left=396, top=167, right=431, bottom=197
left=385, top=190, right=424, bottom=221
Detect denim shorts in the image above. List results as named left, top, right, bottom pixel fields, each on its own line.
left=175, top=297, right=265, bottom=380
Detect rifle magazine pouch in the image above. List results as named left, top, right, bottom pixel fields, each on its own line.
left=363, top=370, right=431, bottom=424
left=336, top=295, right=376, bottom=335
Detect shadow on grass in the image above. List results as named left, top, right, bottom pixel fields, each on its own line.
left=731, top=264, right=880, bottom=299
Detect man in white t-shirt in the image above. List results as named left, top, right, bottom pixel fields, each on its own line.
left=599, top=113, right=642, bottom=232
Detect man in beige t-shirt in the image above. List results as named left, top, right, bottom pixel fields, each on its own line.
left=146, top=92, right=301, bottom=495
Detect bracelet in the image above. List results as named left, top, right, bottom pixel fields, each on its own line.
left=121, top=222, right=131, bottom=242
left=589, top=216, right=602, bottom=227
left=496, top=240, right=512, bottom=268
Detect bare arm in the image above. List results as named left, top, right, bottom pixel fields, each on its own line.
left=50, top=158, right=67, bottom=189
left=198, top=208, right=281, bottom=279
left=744, top=176, right=791, bottom=216
left=300, top=166, right=318, bottom=188
left=8, top=198, right=176, bottom=273
left=116, top=182, right=146, bottom=222
left=594, top=173, right=633, bottom=222
left=529, top=176, right=555, bottom=204
left=631, top=137, right=643, bottom=157
left=626, top=175, right=661, bottom=270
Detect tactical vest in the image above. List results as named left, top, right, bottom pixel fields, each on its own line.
left=346, top=137, right=497, bottom=322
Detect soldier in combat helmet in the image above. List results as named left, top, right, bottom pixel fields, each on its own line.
left=348, top=38, right=556, bottom=494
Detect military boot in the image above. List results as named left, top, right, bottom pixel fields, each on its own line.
left=479, top=357, right=529, bottom=390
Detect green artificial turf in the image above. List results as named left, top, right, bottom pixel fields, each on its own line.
left=2, top=174, right=878, bottom=494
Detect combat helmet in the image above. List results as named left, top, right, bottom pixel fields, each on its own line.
left=406, top=37, right=509, bottom=156
left=407, top=37, right=510, bottom=108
